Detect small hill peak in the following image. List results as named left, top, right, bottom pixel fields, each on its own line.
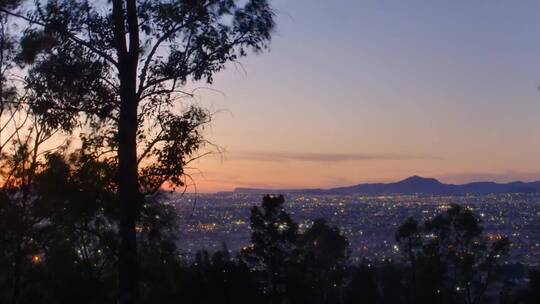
left=399, top=175, right=441, bottom=184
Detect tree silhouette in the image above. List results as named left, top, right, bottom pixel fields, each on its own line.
left=395, top=217, right=422, bottom=303
left=347, top=259, right=381, bottom=304
left=510, top=270, right=540, bottom=304
left=396, top=205, right=511, bottom=304
left=289, top=219, right=349, bottom=304
left=0, top=147, right=187, bottom=303
left=242, top=195, right=298, bottom=304
left=0, top=1, right=275, bottom=302
left=242, top=195, right=355, bottom=304
left=182, top=248, right=265, bottom=304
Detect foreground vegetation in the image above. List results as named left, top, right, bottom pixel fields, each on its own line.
left=0, top=1, right=274, bottom=302
left=0, top=153, right=538, bottom=303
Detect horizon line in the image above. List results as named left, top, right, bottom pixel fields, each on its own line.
left=180, top=174, right=540, bottom=194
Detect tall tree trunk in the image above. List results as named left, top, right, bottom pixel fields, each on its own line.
left=113, top=1, right=141, bottom=303
left=117, top=93, right=140, bottom=304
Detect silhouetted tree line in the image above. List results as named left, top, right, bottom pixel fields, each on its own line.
left=1, top=170, right=539, bottom=304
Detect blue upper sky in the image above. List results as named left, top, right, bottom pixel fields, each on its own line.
left=190, top=0, right=540, bottom=191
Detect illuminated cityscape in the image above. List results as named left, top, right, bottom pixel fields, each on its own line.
left=173, top=193, right=540, bottom=265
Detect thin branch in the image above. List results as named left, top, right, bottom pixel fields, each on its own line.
left=184, top=151, right=214, bottom=166
left=139, top=88, right=193, bottom=101
left=137, top=22, right=186, bottom=97
left=137, top=128, right=164, bottom=165
left=139, top=35, right=249, bottom=92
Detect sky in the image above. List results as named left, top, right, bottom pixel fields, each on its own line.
left=185, top=0, right=540, bottom=192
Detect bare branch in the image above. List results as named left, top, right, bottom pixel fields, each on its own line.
left=137, top=23, right=185, bottom=97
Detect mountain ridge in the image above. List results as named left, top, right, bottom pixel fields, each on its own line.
left=234, top=176, right=540, bottom=195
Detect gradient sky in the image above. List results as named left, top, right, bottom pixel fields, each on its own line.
left=185, top=0, right=540, bottom=192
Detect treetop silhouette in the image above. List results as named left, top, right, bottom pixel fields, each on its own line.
left=0, top=1, right=275, bottom=303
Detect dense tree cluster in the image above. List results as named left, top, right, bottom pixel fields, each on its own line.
left=0, top=1, right=275, bottom=302
left=0, top=149, right=178, bottom=303
left=2, top=176, right=537, bottom=304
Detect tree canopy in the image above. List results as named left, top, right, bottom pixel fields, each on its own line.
left=0, top=1, right=275, bottom=302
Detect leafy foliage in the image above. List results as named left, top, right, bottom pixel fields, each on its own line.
left=1, top=2, right=275, bottom=301
left=6, top=0, right=275, bottom=192
left=395, top=205, right=511, bottom=304
left=0, top=149, right=181, bottom=303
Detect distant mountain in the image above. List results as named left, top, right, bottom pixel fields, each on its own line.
left=234, top=176, right=540, bottom=195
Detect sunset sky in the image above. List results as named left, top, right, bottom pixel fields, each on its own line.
left=186, top=0, right=540, bottom=192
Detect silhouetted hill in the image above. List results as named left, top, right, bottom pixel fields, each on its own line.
left=234, top=176, right=540, bottom=195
